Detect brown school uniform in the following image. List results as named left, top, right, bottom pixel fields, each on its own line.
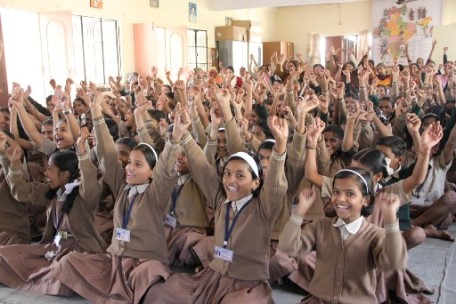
left=164, top=174, right=210, bottom=267
left=0, top=151, right=106, bottom=296
left=53, top=116, right=179, bottom=304
left=268, top=131, right=307, bottom=282
left=279, top=216, right=407, bottom=303
left=142, top=133, right=288, bottom=304
left=0, top=156, right=31, bottom=245
left=292, top=176, right=430, bottom=303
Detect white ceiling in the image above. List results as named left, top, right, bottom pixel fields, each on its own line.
left=208, top=0, right=369, bottom=11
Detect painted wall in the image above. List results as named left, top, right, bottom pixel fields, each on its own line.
left=0, top=0, right=279, bottom=77
left=275, top=1, right=371, bottom=56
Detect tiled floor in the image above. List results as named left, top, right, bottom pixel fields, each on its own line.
left=0, top=225, right=455, bottom=303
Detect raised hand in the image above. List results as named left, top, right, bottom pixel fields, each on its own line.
left=269, top=115, right=289, bottom=140
left=405, top=113, right=421, bottom=135
left=151, top=66, right=158, bottom=77
left=297, top=94, right=319, bottom=116
left=172, top=103, right=191, bottom=142
left=209, top=104, right=222, bottom=127
left=215, top=89, right=231, bottom=107
left=5, top=142, right=22, bottom=164
left=306, top=117, right=325, bottom=146
left=421, top=121, right=443, bottom=151
left=336, top=82, right=345, bottom=98
left=174, top=80, right=186, bottom=91
left=76, top=126, right=90, bottom=154
left=376, top=192, right=400, bottom=224
left=295, top=185, right=317, bottom=217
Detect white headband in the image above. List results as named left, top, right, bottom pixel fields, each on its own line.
left=228, top=152, right=260, bottom=178
left=263, top=139, right=276, bottom=144
left=137, top=143, right=158, bottom=161
left=336, top=169, right=369, bottom=193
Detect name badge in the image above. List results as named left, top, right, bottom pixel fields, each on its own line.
left=116, top=228, right=131, bottom=242
left=214, top=246, right=233, bottom=262
left=165, top=214, right=177, bottom=228
left=54, top=234, right=62, bottom=247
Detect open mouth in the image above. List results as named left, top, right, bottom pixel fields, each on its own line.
left=225, top=186, right=237, bottom=193
left=335, top=204, right=350, bottom=210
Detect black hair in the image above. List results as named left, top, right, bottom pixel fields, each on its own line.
left=132, top=144, right=158, bottom=170
left=258, top=140, right=275, bottom=152
left=116, top=137, right=138, bottom=150
left=352, top=148, right=389, bottom=179
left=424, top=105, right=446, bottom=127
left=163, top=84, right=172, bottom=93
left=254, top=120, right=273, bottom=139
left=104, top=118, right=119, bottom=142
left=165, top=92, right=174, bottom=100
left=323, top=125, right=344, bottom=140
left=224, top=154, right=264, bottom=197
left=42, top=119, right=53, bottom=127
left=45, top=151, right=80, bottom=214
left=252, top=104, right=269, bottom=122
left=377, top=136, right=407, bottom=157
left=333, top=167, right=375, bottom=216
left=73, top=96, right=89, bottom=108
left=46, top=95, right=53, bottom=104
left=379, top=96, right=393, bottom=105
left=226, top=66, right=235, bottom=73
left=147, top=109, right=166, bottom=122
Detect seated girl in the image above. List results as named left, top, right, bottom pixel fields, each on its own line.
left=279, top=168, right=407, bottom=303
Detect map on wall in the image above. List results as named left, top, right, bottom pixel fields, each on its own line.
left=371, top=0, right=443, bottom=66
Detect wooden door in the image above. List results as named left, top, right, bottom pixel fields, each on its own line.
left=325, top=36, right=342, bottom=63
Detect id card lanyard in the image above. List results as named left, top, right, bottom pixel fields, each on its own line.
left=223, top=199, right=252, bottom=248
left=123, top=194, right=139, bottom=229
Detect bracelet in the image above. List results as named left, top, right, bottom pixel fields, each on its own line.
left=306, top=146, right=316, bottom=149
left=63, top=110, right=71, bottom=115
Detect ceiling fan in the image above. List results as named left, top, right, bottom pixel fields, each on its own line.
left=396, top=0, right=418, bottom=4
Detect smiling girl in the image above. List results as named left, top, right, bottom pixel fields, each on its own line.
left=143, top=109, right=289, bottom=303
left=0, top=127, right=106, bottom=296
left=52, top=94, right=187, bottom=304
left=279, top=169, right=407, bottom=303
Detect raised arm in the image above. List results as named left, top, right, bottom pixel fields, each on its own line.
left=304, top=118, right=326, bottom=187
left=91, top=92, right=125, bottom=196
left=10, top=90, right=45, bottom=147
left=402, top=121, right=443, bottom=194
left=374, top=193, right=407, bottom=270
left=258, top=115, right=288, bottom=218
left=2, top=141, right=48, bottom=206
left=278, top=186, right=318, bottom=257
left=76, top=127, right=102, bottom=210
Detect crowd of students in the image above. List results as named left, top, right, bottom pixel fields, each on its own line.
left=0, top=40, right=455, bottom=303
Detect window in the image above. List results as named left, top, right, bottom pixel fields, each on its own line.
left=72, top=16, right=121, bottom=84
left=187, top=29, right=208, bottom=71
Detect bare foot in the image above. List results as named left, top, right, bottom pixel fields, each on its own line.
left=424, top=224, right=455, bottom=242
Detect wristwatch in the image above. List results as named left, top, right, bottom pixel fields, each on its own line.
left=63, top=110, right=71, bottom=115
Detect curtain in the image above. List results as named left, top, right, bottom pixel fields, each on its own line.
left=308, top=33, right=321, bottom=66
left=357, top=30, right=370, bottom=62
